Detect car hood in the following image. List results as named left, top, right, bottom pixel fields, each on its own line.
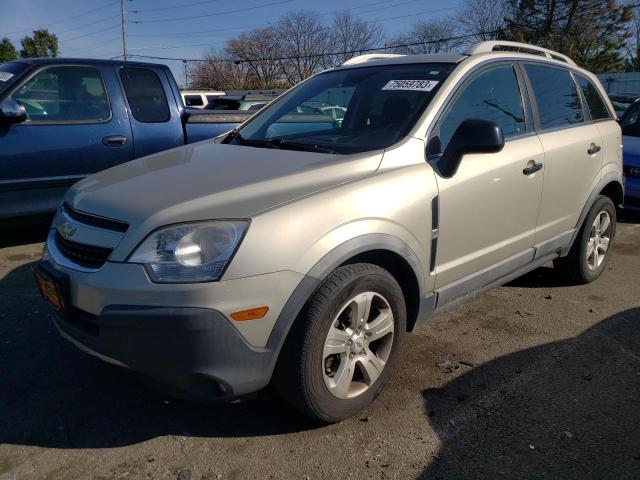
left=623, top=135, right=640, bottom=167
left=66, top=141, right=382, bottom=229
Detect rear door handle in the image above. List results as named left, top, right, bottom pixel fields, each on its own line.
left=587, top=143, right=601, bottom=155
left=523, top=161, right=543, bottom=175
left=102, top=135, right=128, bottom=147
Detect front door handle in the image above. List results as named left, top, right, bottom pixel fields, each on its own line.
left=587, top=143, right=601, bottom=155
left=523, top=161, right=543, bottom=175
left=102, top=135, right=128, bottom=147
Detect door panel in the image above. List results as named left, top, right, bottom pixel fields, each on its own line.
left=434, top=135, right=544, bottom=287
left=0, top=64, right=133, bottom=218
left=594, top=120, right=622, bottom=172
left=534, top=124, right=603, bottom=242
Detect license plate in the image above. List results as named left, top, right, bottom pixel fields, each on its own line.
left=35, top=265, right=67, bottom=312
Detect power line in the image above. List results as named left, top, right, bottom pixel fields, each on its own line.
left=126, top=31, right=497, bottom=63
left=131, top=0, right=294, bottom=24
left=54, top=14, right=122, bottom=36
left=124, top=5, right=463, bottom=53
left=127, top=0, right=442, bottom=38
left=61, top=24, right=120, bottom=43
left=3, top=0, right=120, bottom=35
left=130, top=0, right=224, bottom=13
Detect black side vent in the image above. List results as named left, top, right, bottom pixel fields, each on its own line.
left=429, top=195, right=439, bottom=274
left=62, top=203, right=129, bottom=233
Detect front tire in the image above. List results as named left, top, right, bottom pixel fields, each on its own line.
left=554, top=195, right=616, bottom=284
left=275, top=263, right=406, bottom=423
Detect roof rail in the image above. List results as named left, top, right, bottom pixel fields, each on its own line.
left=466, top=41, right=576, bottom=66
left=342, top=53, right=406, bottom=66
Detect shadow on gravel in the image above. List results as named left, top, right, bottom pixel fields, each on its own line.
left=0, top=215, right=52, bottom=248
left=0, top=262, right=317, bottom=450
left=421, top=307, right=640, bottom=480
left=618, top=208, right=640, bottom=225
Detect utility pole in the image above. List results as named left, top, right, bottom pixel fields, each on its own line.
left=183, top=60, right=188, bottom=88
left=120, top=0, right=128, bottom=61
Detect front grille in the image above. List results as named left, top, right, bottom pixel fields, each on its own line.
left=55, top=232, right=113, bottom=269
left=62, top=203, right=128, bottom=233
left=624, top=166, right=640, bottom=178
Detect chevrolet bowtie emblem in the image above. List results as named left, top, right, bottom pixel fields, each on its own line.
left=58, top=222, right=77, bottom=240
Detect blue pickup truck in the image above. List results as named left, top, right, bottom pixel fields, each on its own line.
left=0, top=58, right=252, bottom=219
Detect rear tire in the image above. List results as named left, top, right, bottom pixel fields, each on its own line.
left=274, top=263, right=406, bottom=423
left=553, top=195, right=616, bottom=284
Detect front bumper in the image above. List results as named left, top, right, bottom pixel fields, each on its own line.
left=41, top=226, right=306, bottom=399
left=51, top=302, right=275, bottom=400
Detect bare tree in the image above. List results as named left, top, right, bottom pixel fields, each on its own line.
left=389, top=18, right=464, bottom=55
left=326, top=11, right=383, bottom=67
left=276, top=11, right=330, bottom=84
left=187, top=49, right=250, bottom=90
left=226, top=27, right=284, bottom=88
left=455, top=0, right=507, bottom=44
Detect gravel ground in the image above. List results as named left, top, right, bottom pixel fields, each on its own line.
left=1, top=213, right=639, bottom=480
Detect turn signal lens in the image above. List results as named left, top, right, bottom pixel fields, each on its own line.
left=230, top=306, right=269, bottom=321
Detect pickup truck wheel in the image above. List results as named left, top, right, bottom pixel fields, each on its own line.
left=275, top=263, right=406, bottom=423
left=553, top=195, right=616, bottom=284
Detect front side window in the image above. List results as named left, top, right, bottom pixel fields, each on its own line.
left=120, top=67, right=170, bottom=123
left=576, top=75, right=611, bottom=120
left=525, top=64, right=584, bottom=129
left=435, top=64, right=526, bottom=153
left=233, top=63, right=454, bottom=154
left=11, top=66, right=110, bottom=123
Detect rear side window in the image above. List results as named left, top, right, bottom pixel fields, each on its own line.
left=437, top=64, right=526, bottom=152
left=120, top=67, right=170, bottom=123
left=11, top=65, right=110, bottom=123
left=184, top=94, right=203, bottom=107
left=524, top=64, right=584, bottom=129
left=576, top=75, right=611, bottom=120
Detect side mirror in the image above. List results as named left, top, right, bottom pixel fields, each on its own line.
left=438, top=119, right=505, bottom=178
left=0, top=99, right=27, bottom=126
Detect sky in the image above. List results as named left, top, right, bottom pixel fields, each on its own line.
left=0, top=0, right=464, bottom=86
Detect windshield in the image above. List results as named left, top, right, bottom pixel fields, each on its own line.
left=231, top=63, right=454, bottom=154
left=0, top=62, right=29, bottom=96
left=620, top=101, right=640, bottom=137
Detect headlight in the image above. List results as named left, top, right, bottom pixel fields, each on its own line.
left=128, top=220, right=249, bottom=283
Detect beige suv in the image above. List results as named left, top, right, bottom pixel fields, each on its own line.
left=37, top=41, right=623, bottom=422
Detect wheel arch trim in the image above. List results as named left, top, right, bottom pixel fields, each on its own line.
left=565, top=171, right=623, bottom=255
left=263, top=234, right=425, bottom=375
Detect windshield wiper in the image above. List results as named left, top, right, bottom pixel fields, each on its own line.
left=267, top=138, right=338, bottom=154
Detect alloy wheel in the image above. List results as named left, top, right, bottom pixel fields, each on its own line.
left=322, top=291, right=394, bottom=399
left=586, top=210, right=611, bottom=270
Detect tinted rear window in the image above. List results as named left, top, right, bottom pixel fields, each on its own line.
left=120, top=67, right=170, bottom=122
left=576, top=75, right=611, bottom=120
left=525, top=64, right=584, bottom=129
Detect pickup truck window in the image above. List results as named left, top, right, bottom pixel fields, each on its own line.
left=11, top=66, right=110, bottom=123
left=234, top=63, right=454, bottom=154
left=120, top=67, right=170, bottom=123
